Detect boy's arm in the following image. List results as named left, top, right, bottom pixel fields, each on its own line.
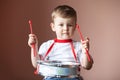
left=28, top=34, right=40, bottom=68
left=80, top=52, right=93, bottom=70
left=30, top=44, right=40, bottom=68
left=80, top=38, right=93, bottom=70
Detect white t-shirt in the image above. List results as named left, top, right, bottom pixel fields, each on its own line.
left=38, top=39, right=83, bottom=64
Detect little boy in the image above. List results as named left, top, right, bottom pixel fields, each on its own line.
left=28, top=5, right=93, bottom=80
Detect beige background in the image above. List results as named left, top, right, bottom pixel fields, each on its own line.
left=0, top=0, right=120, bottom=80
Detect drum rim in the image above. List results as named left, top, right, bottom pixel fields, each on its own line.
left=37, top=60, right=80, bottom=66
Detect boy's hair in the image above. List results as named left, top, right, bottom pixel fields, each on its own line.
left=51, top=5, right=77, bottom=23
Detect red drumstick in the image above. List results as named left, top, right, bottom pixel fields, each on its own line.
left=76, top=24, right=91, bottom=62
left=29, top=20, right=33, bottom=34
left=28, top=20, right=36, bottom=57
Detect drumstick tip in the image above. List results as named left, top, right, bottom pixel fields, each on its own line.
left=29, top=20, right=32, bottom=24
left=28, top=20, right=33, bottom=34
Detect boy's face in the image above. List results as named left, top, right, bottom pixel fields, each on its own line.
left=51, top=16, right=76, bottom=40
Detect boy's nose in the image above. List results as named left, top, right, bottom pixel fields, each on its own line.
left=63, top=25, right=68, bottom=30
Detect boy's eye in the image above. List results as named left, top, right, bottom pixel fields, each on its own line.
left=67, top=24, right=73, bottom=27
left=59, top=24, right=64, bottom=26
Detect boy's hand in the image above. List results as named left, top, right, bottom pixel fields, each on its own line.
left=81, top=37, right=90, bottom=51
left=28, top=34, right=38, bottom=47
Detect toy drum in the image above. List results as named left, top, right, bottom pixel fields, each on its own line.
left=37, top=60, right=80, bottom=77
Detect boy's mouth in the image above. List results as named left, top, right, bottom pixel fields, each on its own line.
left=62, top=31, right=69, bottom=34
left=62, top=32, right=69, bottom=35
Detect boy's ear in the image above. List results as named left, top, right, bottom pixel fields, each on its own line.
left=50, top=22, right=56, bottom=32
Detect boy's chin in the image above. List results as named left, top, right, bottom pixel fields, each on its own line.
left=57, top=35, right=72, bottom=40
left=57, top=37, right=71, bottom=40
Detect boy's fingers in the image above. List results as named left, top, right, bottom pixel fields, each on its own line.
left=86, top=37, right=90, bottom=41
left=29, top=34, right=36, bottom=37
left=28, top=34, right=37, bottom=47
left=81, top=37, right=90, bottom=50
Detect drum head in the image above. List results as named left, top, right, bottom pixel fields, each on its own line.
left=37, top=60, right=61, bottom=66
left=37, top=60, right=80, bottom=66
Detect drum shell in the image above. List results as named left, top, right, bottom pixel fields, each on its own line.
left=37, top=60, right=80, bottom=77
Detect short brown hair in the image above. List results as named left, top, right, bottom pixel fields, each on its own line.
left=51, top=5, right=77, bottom=23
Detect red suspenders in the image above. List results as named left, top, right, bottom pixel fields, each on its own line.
left=42, top=39, right=78, bottom=62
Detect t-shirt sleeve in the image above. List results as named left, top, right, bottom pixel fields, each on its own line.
left=38, top=40, right=54, bottom=58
